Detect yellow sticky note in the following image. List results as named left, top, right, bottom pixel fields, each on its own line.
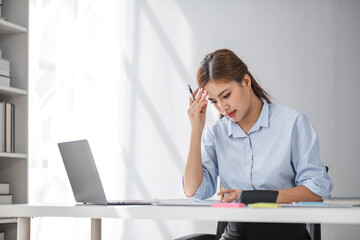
left=249, top=203, right=281, bottom=208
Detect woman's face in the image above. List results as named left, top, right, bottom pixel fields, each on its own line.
left=204, top=77, right=252, bottom=123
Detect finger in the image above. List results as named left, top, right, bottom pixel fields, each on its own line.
left=194, top=88, right=204, bottom=102
left=200, top=90, right=208, bottom=101
left=201, top=101, right=208, bottom=113
left=196, top=100, right=208, bottom=112
left=193, top=88, right=200, bottom=100
left=221, top=196, right=234, bottom=202
left=222, top=193, right=238, bottom=202
left=217, top=189, right=233, bottom=195
left=188, top=89, right=201, bottom=109
left=189, top=97, right=207, bottom=115
left=192, top=88, right=204, bottom=111
left=199, top=91, right=208, bottom=108
left=193, top=88, right=199, bottom=95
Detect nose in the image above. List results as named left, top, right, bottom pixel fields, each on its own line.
left=217, top=100, right=229, bottom=114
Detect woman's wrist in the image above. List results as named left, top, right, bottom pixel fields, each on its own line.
left=190, top=127, right=203, bottom=138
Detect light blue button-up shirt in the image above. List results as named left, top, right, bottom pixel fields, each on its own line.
left=194, top=99, right=333, bottom=200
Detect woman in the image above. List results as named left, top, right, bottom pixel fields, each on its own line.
left=184, top=49, right=333, bottom=240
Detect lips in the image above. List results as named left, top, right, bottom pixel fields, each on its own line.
left=227, top=110, right=236, bottom=118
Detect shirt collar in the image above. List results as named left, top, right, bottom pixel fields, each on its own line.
left=227, top=98, right=270, bottom=138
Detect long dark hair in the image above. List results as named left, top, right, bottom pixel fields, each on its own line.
left=197, top=49, right=271, bottom=102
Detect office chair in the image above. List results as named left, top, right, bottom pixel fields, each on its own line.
left=175, top=166, right=329, bottom=240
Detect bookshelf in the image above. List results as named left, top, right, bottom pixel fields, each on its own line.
left=0, top=0, right=28, bottom=239
left=0, top=218, right=17, bottom=225
left=0, top=19, right=27, bottom=34
left=0, top=86, right=27, bottom=97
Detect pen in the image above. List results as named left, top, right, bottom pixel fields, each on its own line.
left=219, top=182, right=225, bottom=199
left=188, top=84, right=195, bottom=101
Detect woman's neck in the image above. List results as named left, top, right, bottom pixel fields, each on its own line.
left=238, top=96, right=263, bottom=135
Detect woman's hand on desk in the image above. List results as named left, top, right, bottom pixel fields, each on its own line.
left=217, top=189, right=243, bottom=202
left=187, top=88, right=208, bottom=134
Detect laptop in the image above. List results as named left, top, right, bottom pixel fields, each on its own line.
left=58, top=139, right=154, bottom=205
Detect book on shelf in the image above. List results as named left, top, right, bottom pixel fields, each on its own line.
left=0, top=50, right=10, bottom=86
left=0, top=59, right=10, bottom=71
left=5, top=102, right=14, bottom=153
left=0, top=194, right=12, bottom=204
left=0, top=69, right=10, bottom=78
left=323, top=197, right=360, bottom=205
left=0, top=75, right=10, bottom=87
left=0, top=51, right=11, bottom=78
left=11, top=103, right=14, bottom=152
left=5, top=102, right=10, bottom=152
left=0, top=102, right=14, bottom=153
left=0, top=0, right=3, bottom=21
left=0, top=183, right=9, bottom=194
left=0, top=102, right=4, bottom=152
left=0, top=232, right=4, bottom=240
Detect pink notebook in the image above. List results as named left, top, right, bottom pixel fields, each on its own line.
left=212, top=202, right=245, bottom=208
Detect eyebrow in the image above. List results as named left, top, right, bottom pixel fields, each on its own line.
left=207, top=88, right=230, bottom=100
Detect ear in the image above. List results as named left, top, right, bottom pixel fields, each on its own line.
left=241, top=74, right=252, bottom=89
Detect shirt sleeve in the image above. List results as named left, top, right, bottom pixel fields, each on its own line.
left=192, top=127, right=219, bottom=200
left=291, top=114, right=334, bottom=197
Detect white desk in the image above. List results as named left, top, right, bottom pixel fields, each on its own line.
left=0, top=204, right=360, bottom=240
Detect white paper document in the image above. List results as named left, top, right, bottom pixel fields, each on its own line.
left=153, top=198, right=218, bottom=206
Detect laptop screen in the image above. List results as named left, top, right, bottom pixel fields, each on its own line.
left=58, top=140, right=108, bottom=204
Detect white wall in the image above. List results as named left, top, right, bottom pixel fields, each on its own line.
left=30, top=0, right=360, bottom=239
left=122, top=0, right=360, bottom=239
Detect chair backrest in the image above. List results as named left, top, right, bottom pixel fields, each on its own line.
left=216, top=222, right=228, bottom=240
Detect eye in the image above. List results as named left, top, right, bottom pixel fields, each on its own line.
left=223, top=93, right=231, bottom=99
left=209, top=100, right=217, bottom=105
